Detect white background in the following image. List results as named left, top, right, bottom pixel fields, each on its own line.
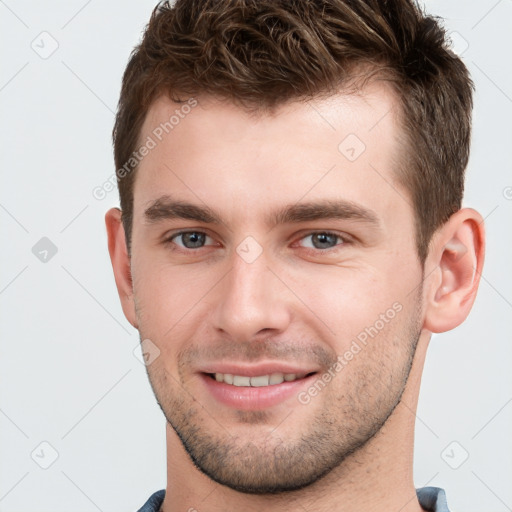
left=1, top=1, right=511, bottom=511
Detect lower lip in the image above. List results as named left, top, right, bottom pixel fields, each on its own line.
left=199, top=373, right=317, bottom=410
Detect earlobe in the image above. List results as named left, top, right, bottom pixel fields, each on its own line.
left=105, top=208, right=138, bottom=329
left=423, top=208, right=485, bottom=334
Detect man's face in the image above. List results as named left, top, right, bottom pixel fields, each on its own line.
left=128, top=85, right=425, bottom=493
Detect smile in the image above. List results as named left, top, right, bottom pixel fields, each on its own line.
left=201, top=371, right=319, bottom=410
left=210, top=372, right=310, bottom=387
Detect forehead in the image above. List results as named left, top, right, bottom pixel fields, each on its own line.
left=141, top=82, right=400, bottom=152
left=133, top=82, right=409, bottom=230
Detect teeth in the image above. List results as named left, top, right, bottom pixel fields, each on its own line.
left=269, top=373, right=284, bottom=385
left=213, top=372, right=306, bottom=387
left=233, top=375, right=251, bottom=386
left=250, top=375, right=269, bottom=387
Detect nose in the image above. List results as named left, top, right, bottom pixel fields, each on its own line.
left=211, top=247, right=292, bottom=342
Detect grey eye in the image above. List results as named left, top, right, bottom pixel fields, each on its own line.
left=173, top=232, right=208, bottom=249
left=301, top=232, right=342, bottom=250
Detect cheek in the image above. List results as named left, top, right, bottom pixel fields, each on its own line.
left=133, top=259, right=216, bottom=339
left=281, top=262, right=408, bottom=344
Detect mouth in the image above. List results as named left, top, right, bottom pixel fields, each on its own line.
left=206, top=371, right=317, bottom=386
left=199, top=371, right=319, bottom=410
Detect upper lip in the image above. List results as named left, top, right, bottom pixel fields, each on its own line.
left=198, top=362, right=320, bottom=377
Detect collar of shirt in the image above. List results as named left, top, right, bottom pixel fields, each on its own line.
left=136, top=486, right=450, bottom=512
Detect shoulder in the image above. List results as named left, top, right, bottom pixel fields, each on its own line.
left=417, top=487, right=450, bottom=512
left=136, top=489, right=165, bottom=512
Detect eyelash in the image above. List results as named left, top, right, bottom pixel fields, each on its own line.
left=163, top=230, right=351, bottom=254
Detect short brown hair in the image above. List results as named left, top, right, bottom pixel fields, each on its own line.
left=113, top=0, right=473, bottom=263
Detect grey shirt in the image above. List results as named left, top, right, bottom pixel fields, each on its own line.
left=137, top=487, right=450, bottom=511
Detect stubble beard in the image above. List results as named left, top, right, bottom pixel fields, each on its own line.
left=141, top=300, right=422, bottom=495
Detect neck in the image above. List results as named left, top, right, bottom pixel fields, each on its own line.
left=161, top=332, right=431, bottom=512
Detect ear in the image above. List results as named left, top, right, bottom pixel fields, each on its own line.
left=105, top=208, right=138, bottom=329
left=423, top=208, right=485, bottom=333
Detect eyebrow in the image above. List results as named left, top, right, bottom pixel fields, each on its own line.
left=144, top=195, right=381, bottom=229
left=145, top=197, right=219, bottom=224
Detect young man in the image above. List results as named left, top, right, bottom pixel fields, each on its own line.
left=105, top=1, right=485, bottom=510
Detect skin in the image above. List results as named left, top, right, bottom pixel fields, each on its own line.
left=106, top=82, right=485, bottom=512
